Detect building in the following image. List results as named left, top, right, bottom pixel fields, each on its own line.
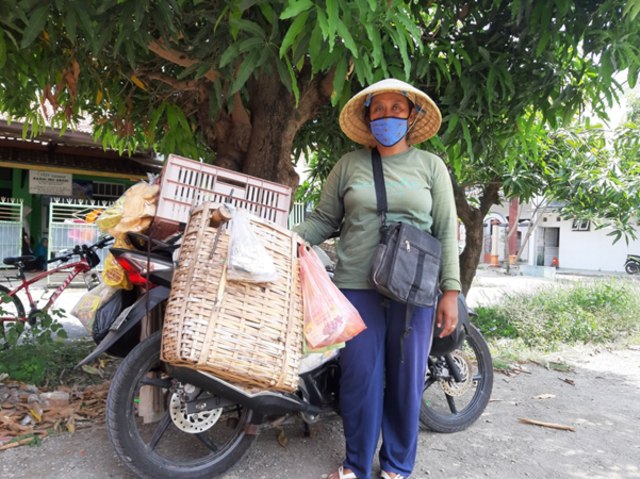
left=0, top=119, right=159, bottom=261
left=483, top=198, right=640, bottom=273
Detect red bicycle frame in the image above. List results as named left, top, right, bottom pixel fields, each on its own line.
left=0, top=237, right=112, bottom=323
left=0, top=258, right=94, bottom=322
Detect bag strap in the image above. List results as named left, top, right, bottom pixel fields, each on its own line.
left=371, top=148, right=388, bottom=227
left=372, top=148, right=416, bottom=361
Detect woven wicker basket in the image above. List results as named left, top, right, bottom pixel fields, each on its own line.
left=161, top=202, right=303, bottom=392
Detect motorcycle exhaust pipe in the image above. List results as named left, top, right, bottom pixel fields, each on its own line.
left=165, top=364, right=322, bottom=417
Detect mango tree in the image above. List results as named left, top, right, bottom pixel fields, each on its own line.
left=2, top=0, right=640, bottom=293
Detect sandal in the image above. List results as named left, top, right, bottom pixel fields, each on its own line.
left=381, top=472, right=405, bottom=479
left=328, top=466, right=358, bottom=479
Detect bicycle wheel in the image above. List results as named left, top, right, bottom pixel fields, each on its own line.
left=0, top=285, right=25, bottom=319
left=0, top=285, right=26, bottom=345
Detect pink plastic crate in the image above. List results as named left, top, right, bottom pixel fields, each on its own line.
left=155, top=154, right=292, bottom=231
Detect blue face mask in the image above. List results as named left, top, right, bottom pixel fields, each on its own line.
left=370, top=117, right=409, bottom=147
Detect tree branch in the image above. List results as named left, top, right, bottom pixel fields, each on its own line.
left=451, top=174, right=473, bottom=222
left=147, top=40, right=218, bottom=82
left=479, top=181, right=502, bottom=216
left=144, top=72, right=202, bottom=91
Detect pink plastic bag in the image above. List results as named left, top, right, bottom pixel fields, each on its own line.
left=298, top=245, right=366, bottom=349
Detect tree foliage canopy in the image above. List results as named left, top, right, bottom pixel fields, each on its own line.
left=2, top=0, right=640, bottom=292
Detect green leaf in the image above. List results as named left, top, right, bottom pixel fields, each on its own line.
left=0, top=30, right=6, bottom=69
left=336, top=18, right=358, bottom=58
left=326, top=0, right=339, bottom=50
left=460, top=120, right=474, bottom=160
left=20, top=5, right=49, bottom=48
left=478, top=46, right=490, bottom=62
left=394, top=9, right=423, bottom=50
left=316, top=7, right=329, bottom=41
left=280, top=0, right=314, bottom=19
left=230, top=18, right=266, bottom=39
left=229, top=51, right=259, bottom=95
left=64, top=10, right=77, bottom=43
left=486, top=68, right=496, bottom=104
left=219, top=44, right=240, bottom=68
left=535, top=31, right=550, bottom=58
left=237, top=36, right=265, bottom=54
left=628, top=66, right=639, bottom=89
left=364, top=23, right=382, bottom=67
left=279, top=11, right=310, bottom=58
left=284, top=57, right=300, bottom=104
left=238, top=0, right=261, bottom=11
left=258, top=2, right=277, bottom=24
left=276, top=53, right=293, bottom=92
left=308, top=23, right=323, bottom=73
left=623, top=0, right=640, bottom=21
left=74, top=3, right=95, bottom=48
left=81, top=364, right=102, bottom=376
left=444, top=113, right=459, bottom=137
left=331, top=56, right=348, bottom=106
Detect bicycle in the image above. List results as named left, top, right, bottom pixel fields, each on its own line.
left=0, top=236, right=113, bottom=328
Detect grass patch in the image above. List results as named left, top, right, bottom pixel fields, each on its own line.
left=0, top=338, right=97, bottom=387
left=473, top=278, right=640, bottom=363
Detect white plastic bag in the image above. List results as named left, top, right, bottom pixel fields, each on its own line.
left=227, top=209, right=279, bottom=283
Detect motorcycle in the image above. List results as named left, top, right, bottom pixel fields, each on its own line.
left=625, top=254, right=640, bottom=275
left=78, top=232, right=494, bottom=479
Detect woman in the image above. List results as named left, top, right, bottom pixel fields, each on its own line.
left=294, top=78, right=460, bottom=479
left=34, top=237, right=48, bottom=270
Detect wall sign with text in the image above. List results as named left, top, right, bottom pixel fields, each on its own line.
left=29, top=170, right=73, bottom=196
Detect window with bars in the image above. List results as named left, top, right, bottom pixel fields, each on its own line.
left=93, top=181, right=126, bottom=200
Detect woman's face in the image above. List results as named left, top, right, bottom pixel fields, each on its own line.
left=368, top=92, right=412, bottom=121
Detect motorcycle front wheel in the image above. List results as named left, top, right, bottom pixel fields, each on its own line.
left=420, top=323, right=493, bottom=433
left=625, top=261, right=640, bottom=275
left=106, top=331, right=257, bottom=479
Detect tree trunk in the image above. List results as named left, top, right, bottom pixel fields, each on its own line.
left=453, top=178, right=501, bottom=296
left=459, top=210, right=485, bottom=296
left=210, top=69, right=332, bottom=191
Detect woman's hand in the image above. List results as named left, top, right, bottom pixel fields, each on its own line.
left=436, top=290, right=459, bottom=338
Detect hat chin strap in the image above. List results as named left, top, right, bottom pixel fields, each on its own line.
left=405, top=108, right=422, bottom=142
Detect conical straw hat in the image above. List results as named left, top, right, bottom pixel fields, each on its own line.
left=339, top=78, right=442, bottom=146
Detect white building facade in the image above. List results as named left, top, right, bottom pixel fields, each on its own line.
left=483, top=202, right=640, bottom=273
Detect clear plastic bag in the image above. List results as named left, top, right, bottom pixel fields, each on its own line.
left=298, top=244, right=366, bottom=349
left=71, top=283, right=118, bottom=333
left=227, top=209, right=279, bottom=283
left=97, top=180, right=159, bottom=236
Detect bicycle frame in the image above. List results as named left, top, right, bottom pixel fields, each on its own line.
left=0, top=257, right=92, bottom=322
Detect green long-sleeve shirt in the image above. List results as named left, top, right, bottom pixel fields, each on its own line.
left=294, top=147, right=461, bottom=292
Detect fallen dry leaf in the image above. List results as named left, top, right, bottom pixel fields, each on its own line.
left=277, top=428, right=288, bottom=448
left=0, top=380, right=111, bottom=450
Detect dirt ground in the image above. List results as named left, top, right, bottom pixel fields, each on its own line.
left=2, top=346, right=639, bottom=479
left=2, top=270, right=639, bottom=479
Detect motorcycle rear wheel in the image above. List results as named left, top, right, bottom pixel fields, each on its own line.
left=420, top=324, right=493, bottom=433
left=625, top=261, right=640, bottom=275
left=106, top=331, right=257, bottom=479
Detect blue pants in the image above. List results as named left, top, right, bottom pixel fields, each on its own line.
left=340, top=290, right=434, bottom=479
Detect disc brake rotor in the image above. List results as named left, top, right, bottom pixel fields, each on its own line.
left=169, top=392, right=222, bottom=433
left=439, top=351, right=474, bottom=397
